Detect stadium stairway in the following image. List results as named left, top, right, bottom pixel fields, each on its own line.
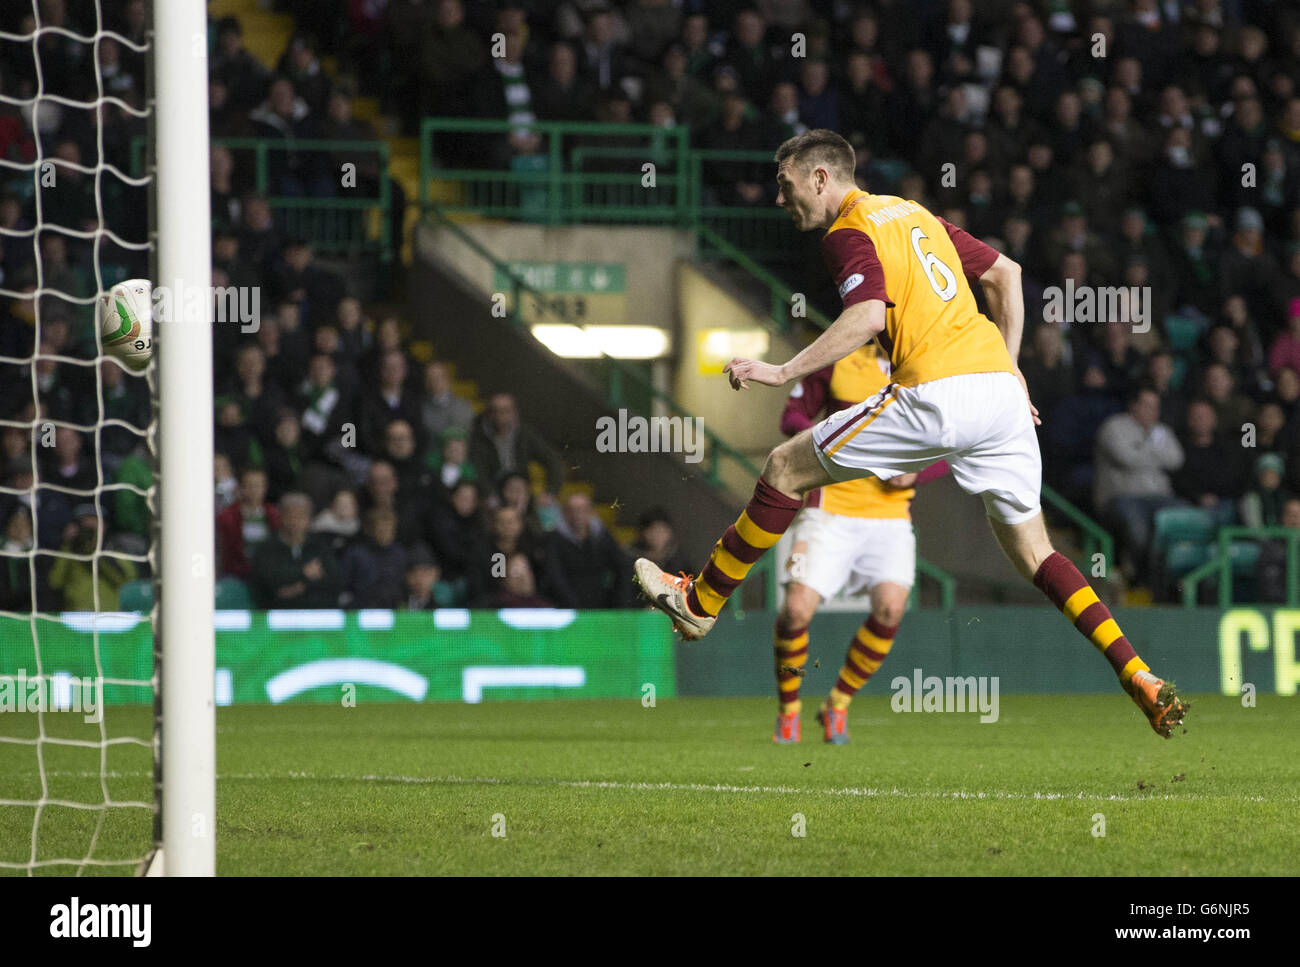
left=410, top=238, right=741, bottom=566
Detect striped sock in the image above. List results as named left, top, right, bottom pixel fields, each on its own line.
left=1033, top=552, right=1148, bottom=691
left=687, top=476, right=803, bottom=618
left=774, top=616, right=809, bottom=715
left=829, top=615, right=897, bottom=709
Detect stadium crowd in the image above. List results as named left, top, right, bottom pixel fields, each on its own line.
left=3, top=0, right=1300, bottom=608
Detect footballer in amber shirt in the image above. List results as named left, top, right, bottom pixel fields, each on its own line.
left=820, top=190, right=1013, bottom=387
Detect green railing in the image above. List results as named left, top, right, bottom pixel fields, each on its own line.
left=695, top=223, right=835, bottom=337
left=131, top=136, right=392, bottom=263
left=1041, top=483, right=1115, bottom=572
left=912, top=557, right=957, bottom=610
left=419, top=118, right=691, bottom=226
left=1182, top=526, right=1299, bottom=608
left=688, top=148, right=806, bottom=264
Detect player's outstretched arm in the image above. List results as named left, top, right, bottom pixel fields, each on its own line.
left=978, top=253, right=1039, bottom=425
left=724, top=299, right=885, bottom=391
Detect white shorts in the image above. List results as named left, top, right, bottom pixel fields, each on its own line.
left=781, top=507, right=915, bottom=601
left=811, top=371, right=1042, bottom=525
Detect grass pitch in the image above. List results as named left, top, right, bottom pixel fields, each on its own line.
left=2, top=695, right=1297, bottom=875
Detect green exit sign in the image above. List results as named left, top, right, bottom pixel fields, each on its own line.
left=493, top=262, right=626, bottom=294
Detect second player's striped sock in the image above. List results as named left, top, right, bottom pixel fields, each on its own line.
left=1033, top=552, right=1148, bottom=691
left=829, top=615, right=897, bottom=709
left=687, top=476, right=803, bottom=618
left=774, top=616, right=809, bottom=716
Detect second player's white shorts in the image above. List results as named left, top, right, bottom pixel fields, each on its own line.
left=811, top=370, right=1042, bottom=525
left=783, top=507, right=915, bottom=600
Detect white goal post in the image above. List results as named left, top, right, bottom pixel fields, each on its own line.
left=152, top=0, right=215, bottom=877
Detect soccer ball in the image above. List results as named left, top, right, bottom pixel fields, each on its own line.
left=98, top=279, right=154, bottom=372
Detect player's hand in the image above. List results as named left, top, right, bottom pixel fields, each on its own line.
left=1013, top=367, right=1041, bottom=426
left=886, top=472, right=918, bottom=489
left=724, top=358, right=786, bottom=390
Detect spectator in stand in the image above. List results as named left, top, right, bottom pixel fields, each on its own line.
left=271, top=239, right=345, bottom=329
left=250, top=492, right=341, bottom=608
left=418, top=0, right=487, bottom=131
left=401, top=543, right=454, bottom=609
left=1220, top=207, right=1279, bottom=325
left=380, top=418, right=431, bottom=498
left=468, top=11, right=541, bottom=169
left=1019, top=325, right=1073, bottom=427
left=342, top=508, right=407, bottom=608
left=475, top=504, right=560, bottom=607
left=0, top=505, right=33, bottom=612
left=1239, top=453, right=1289, bottom=529
left=1145, top=349, right=1187, bottom=430
left=360, top=351, right=424, bottom=457
left=544, top=492, right=630, bottom=609
left=42, top=427, right=95, bottom=493
left=216, top=466, right=280, bottom=580
left=335, top=296, right=370, bottom=360
left=420, top=361, right=473, bottom=441
left=534, top=41, right=597, bottom=122
left=48, top=506, right=136, bottom=611
left=263, top=408, right=306, bottom=502
left=277, top=35, right=331, bottom=118
left=211, top=16, right=271, bottom=113
left=1099, top=321, right=1145, bottom=400
left=469, top=393, right=566, bottom=500
left=227, top=344, right=285, bottom=444
left=248, top=77, right=330, bottom=197
left=1044, top=356, right=1121, bottom=510
left=628, top=507, right=690, bottom=579
left=426, top=426, right=477, bottom=497
left=1268, top=299, right=1300, bottom=379
left=1257, top=497, right=1300, bottom=603
left=1093, top=386, right=1186, bottom=580
left=297, top=353, right=351, bottom=461
left=488, top=552, right=554, bottom=608
left=214, top=396, right=261, bottom=472
left=426, top=479, right=489, bottom=599
left=236, top=194, right=282, bottom=280
left=1172, top=399, right=1244, bottom=526
left=496, top=470, right=556, bottom=538
left=1200, top=362, right=1255, bottom=438
left=214, top=453, right=239, bottom=514
left=311, top=487, right=361, bottom=558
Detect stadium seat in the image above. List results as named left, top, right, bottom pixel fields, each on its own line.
left=1165, top=540, right=1212, bottom=580
left=118, top=579, right=153, bottom=614
left=1152, top=506, right=1215, bottom=558
left=215, top=577, right=253, bottom=610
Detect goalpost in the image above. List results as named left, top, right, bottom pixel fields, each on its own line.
left=152, top=0, right=215, bottom=878
left=0, top=0, right=213, bottom=876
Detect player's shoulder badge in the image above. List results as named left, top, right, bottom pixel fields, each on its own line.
left=839, top=273, right=864, bottom=297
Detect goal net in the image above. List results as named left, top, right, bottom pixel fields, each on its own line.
left=0, top=0, right=214, bottom=876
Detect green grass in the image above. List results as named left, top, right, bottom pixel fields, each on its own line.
left=1, top=695, right=1298, bottom=875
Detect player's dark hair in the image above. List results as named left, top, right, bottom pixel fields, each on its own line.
left=774, top=129, right=855, bottom=181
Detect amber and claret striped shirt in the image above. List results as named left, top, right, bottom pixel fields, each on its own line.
left=821, top=189, right=1013, bottom=387
left=782, top=344, right=948, bottom=519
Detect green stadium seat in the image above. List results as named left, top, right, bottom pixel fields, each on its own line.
left=1165, top=539, right=1212, bottom=579
left=118, top=579, right=153, bottom=614
left=215, top=577, right=253, bottom=610
left=1164, top=314, right=1204, bottom=352
left=1152, top=506, right=1215, bottom=558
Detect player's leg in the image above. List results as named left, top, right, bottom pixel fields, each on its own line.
left=634, top=427, right=837, bottom=639
left=773, top=579, right=820, bottom=743
left=988, top=512, right=1188, bottom=736
left=948, top=371, right=1189, bottom=737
